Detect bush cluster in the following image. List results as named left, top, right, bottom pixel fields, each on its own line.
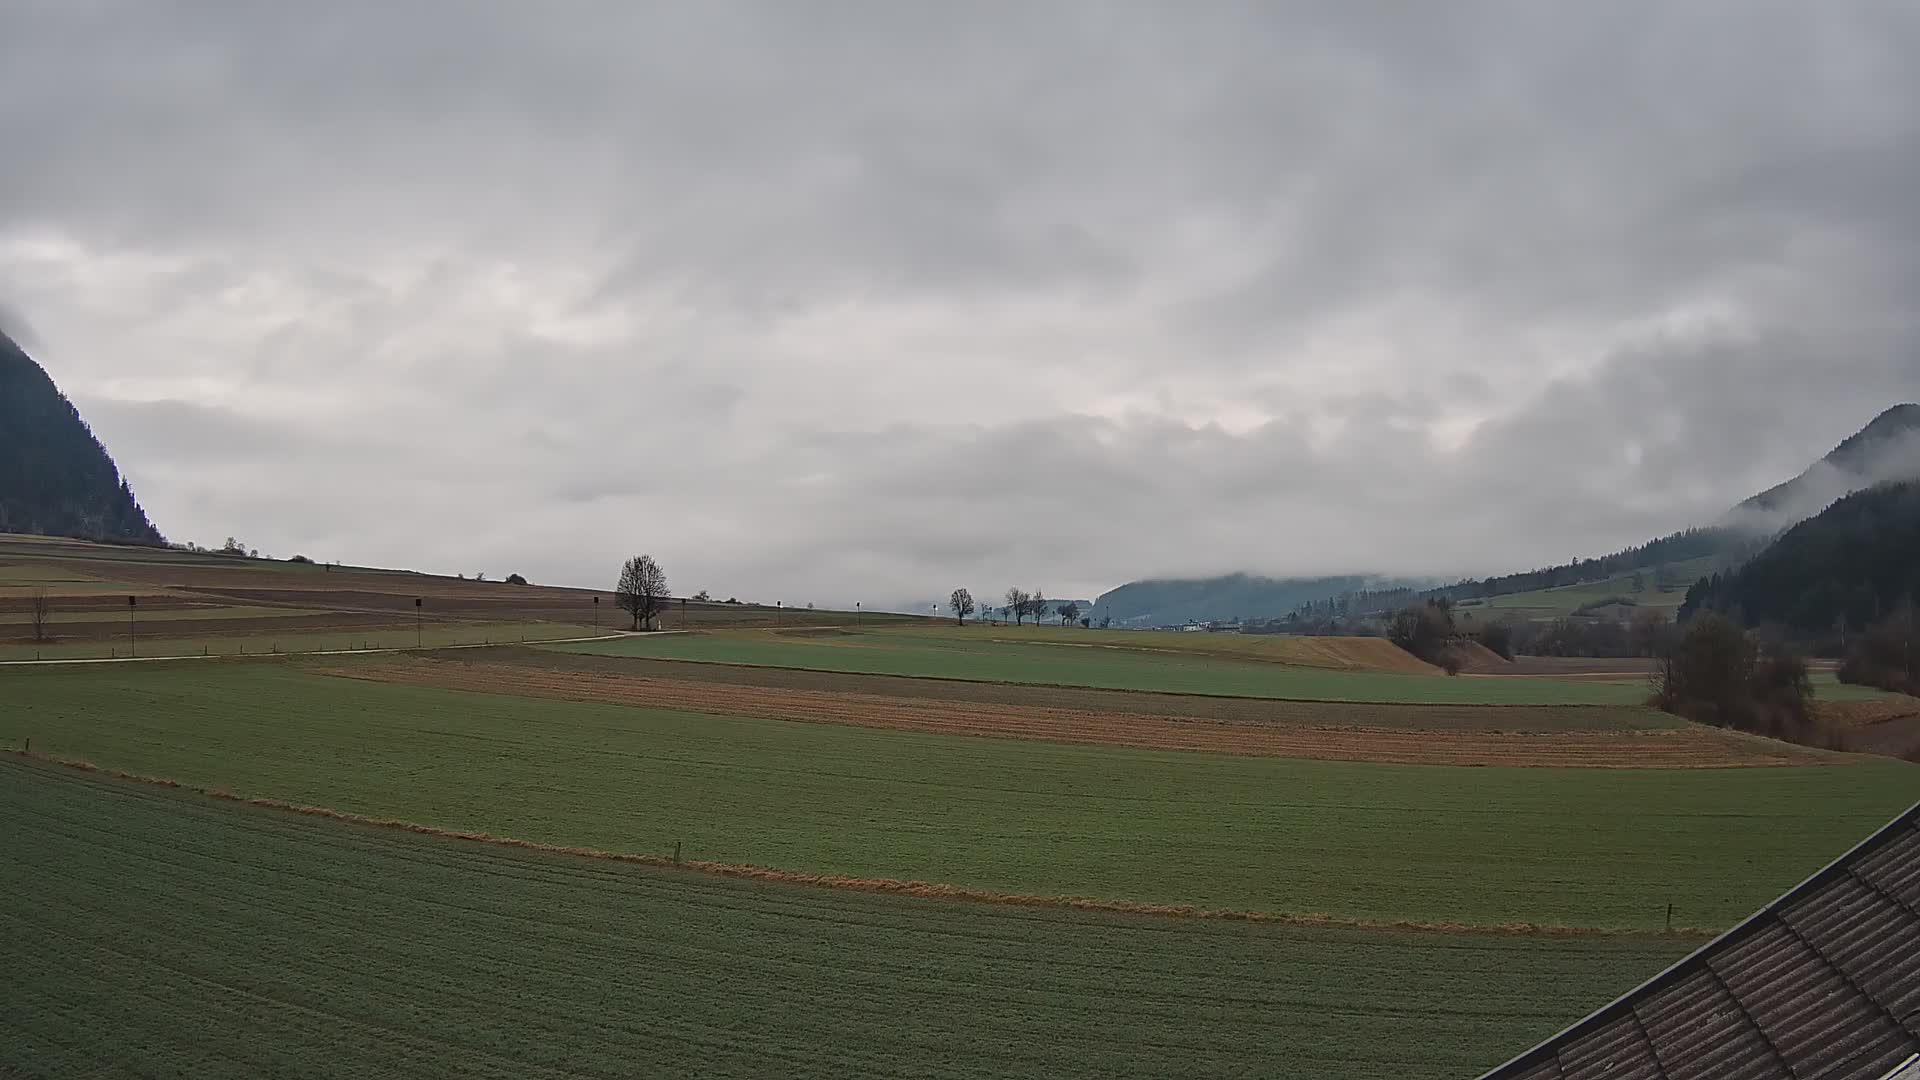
left=1651, top=614, right=1814, bottom=738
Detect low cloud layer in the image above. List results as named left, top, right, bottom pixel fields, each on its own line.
left=4, top=2, right=1917, bottom=606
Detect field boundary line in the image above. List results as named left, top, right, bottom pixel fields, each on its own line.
left=535, top=645, right=1658, bottom=711
left=314, top=659, right=1836, bottom=768
left=3, top=749, right=1717, bottom=940
left=0, top=631, right=682, bottom=667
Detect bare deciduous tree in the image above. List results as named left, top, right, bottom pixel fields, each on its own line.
left=1057, top=601, right=1080, bottom=627
left=29, top=588, right=52, bottom=643
left=616, top=554, right=669, bottom=630
left=1029, top=589, right=1047, bottom=626
left=1005, top=588, right=1030, bottom=626
left=949, top=588, right=975, bottom=625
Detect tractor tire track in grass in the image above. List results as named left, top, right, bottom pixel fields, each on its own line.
left=1, top=754, right=1693, bottom=1080
left=322, top=656, right=1836, bottom=768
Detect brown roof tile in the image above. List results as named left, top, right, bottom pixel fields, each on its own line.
left=1482, top=802, right=1920, bottom=1080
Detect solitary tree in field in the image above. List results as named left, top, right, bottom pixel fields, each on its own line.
left=616, top=554, right=669, bottom=630
left=1058, top=601, right=1080, bottom=627
left=29, top=587, right=51, bottom=643
left=949, top=588, right=975, bottom=625
left=1005, top=587, right=1030, bottom=626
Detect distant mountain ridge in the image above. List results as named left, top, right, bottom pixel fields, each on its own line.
left=0, top=331, right=163, bottom=545
left=1097, top=403, right=1920, bottom=625
left=1094, top=573, right=1431, bottom=627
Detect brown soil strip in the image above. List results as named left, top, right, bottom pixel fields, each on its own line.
left=469, top=647, right=1681, bottom=732
left=7, top=750, right=1714, bottom=940
left=1815, top=699, right=1920, bottom=761
left=975, top=635, right=1440, bottom=674
left=316, top=657, right=1834, bottom=768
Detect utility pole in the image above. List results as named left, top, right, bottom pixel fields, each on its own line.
left=593, top=595, right=599, bottom=629
left=127, top=595, right=137, bottom=657
left=856, top=601, right=861, bottom=628
left=414, top=597, right=423, bottom=649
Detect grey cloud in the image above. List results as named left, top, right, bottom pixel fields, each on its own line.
left=3, top=1, right=1919, bottom=606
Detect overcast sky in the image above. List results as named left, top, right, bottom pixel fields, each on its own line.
left=3, top=2, right=1917, bottom=607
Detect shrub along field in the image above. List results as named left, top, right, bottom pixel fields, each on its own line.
left=548, top=627, right=1654, bottom=705
left=0, top=756, right=1691, bottom=1080
left=4, top=661, right=1912, bottom=930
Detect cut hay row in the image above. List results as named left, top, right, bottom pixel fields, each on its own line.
left=319, top=658, right=1837, bottom=768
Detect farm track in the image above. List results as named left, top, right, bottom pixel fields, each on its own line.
left=322, top=657, right=1832, bottom=768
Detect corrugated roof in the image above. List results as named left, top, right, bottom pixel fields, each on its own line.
left=1482, top=800, right=1920, bottom=1080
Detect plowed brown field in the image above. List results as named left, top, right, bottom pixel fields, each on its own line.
left=1815, top=698, right=1920, bottom=761
left=474, top=647, right=1682, bottom=731
left=1270, top=636, right=1440, bottom=673
left=319, top=658, right=1833, bottom=768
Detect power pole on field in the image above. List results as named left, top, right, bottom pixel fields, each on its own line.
left=414, top=597, right=423, bottom=649
left=593, top=595, right=600, bottom=629
left=127, top=595, right=137, bottom=658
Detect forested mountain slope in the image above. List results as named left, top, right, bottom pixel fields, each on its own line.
left=1682, top=480, right=1920, bottom=633
left=0, top=331, right=163, bottom=544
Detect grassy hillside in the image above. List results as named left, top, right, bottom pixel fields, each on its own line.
left=5, top=662, right=1912, bottom=929
left=0, top=532, right=916, bottom=656
left=1461, top=556, right=1721, bottom=621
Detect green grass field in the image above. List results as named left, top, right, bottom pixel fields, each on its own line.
left=0, top=756, right=1690, bottom=1080
left=1462, top=556, right=1724, bottom=619
left=0, top=622, right=604, bottom=661
left=5, top=661, right=1912, bottom=930
left=549, top=629, right=1654, bottom=705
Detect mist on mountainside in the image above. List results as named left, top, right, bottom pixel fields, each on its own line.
left=1722, top=404, right=1920, bottom=535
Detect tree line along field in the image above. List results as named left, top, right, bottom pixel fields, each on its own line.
left=0, top=756, right=1693, bottom=1080
left=547, top=627, right=1657, bottom=705
left=5, top=660, right=1914, bottom=931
